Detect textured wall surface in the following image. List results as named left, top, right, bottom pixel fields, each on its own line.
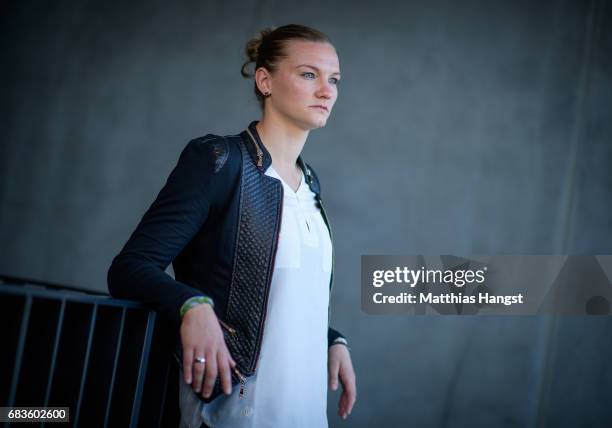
left=1, top=0, right=611, bottom=426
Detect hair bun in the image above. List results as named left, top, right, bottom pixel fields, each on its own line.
left=241, top=27, right=275, bottom=78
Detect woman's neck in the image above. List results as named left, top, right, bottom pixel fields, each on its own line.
left=255, top=111, right=309, bottom=170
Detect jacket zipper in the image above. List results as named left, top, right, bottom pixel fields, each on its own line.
left=246, top=128, right=263, bottom=167
left=218, top=318, right=247, bottom=397
left=218, top=318, right=237, bottom=334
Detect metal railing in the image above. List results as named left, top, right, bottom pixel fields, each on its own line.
left=0, top=274, right=181, bottom=427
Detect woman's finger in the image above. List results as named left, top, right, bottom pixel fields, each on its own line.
left=218, top=350, right=233, bottom=395
left=192, top=346, right=207, bottom=393
left=338, top=366, right=357, bottom=417
left=328, top=355, right=340, bottom=391
left=182, top=346, right=194, bottom=385
left=202, top=349, right=218, bottom=398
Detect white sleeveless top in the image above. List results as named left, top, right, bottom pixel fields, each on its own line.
left=200, top=165, right=332, bottom=428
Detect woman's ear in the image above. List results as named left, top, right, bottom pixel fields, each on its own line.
left=254, top=67, right=272, bottom=96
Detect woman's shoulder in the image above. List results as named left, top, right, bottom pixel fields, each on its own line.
left=181, top=133, right=243, bottom=176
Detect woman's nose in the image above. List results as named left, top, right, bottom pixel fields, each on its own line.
left=316, top=80, right=335, bottom=99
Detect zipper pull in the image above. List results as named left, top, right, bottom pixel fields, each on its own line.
left=232, top=367, right=246, bottom=398
left=218, top=319, right=237, bottom=335
left=239, top=377, right=246, bottom=398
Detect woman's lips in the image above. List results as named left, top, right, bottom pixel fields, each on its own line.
left=311, top=105, right=329, bottom=112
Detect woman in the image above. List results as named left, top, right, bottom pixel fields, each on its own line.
left=107, top=24, right=356, bottom=427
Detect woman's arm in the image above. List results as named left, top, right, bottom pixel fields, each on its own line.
left=108, top=136, right=238, bottom=398
left=107, top=136, right=226, bottom=329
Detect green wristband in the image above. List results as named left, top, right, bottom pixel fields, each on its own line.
left=180, top=296, right=214, bottom=319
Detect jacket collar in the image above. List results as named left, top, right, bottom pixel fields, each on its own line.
left=242, top=120, right=273, bottom=170
left=242, top=120, right=319, bottom=195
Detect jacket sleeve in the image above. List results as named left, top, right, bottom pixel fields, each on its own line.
left=107, top=136, right=227, bottom=329
left=328, top=327, right=349, bottom=349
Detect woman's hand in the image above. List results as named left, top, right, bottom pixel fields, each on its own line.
left=180, top=304, right=236, bottom=398
left=328, top=344, right=357, bottom=420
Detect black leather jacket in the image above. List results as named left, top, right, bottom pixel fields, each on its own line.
left=107, top=120, right=347, bottom=399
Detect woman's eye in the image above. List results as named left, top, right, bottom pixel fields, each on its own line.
left=302, top=72, right=316, bottom=79
left=329, top=77, right=340, bottom=85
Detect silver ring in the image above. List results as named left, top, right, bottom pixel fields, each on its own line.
left=195, top=356, right=206, bottom=364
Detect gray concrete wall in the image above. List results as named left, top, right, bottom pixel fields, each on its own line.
left=1, top=0, right=611, bottom=426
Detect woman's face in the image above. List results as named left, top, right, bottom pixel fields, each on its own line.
left=261, top=40, right=340, bottom=130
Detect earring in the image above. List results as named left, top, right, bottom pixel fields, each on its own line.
left=263, top=91, right=271, bottom=97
